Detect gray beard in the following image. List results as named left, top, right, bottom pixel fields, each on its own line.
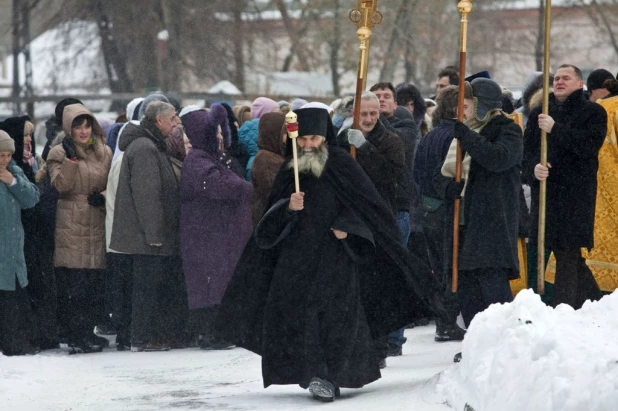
left=288, top=144, right=329, bottom=178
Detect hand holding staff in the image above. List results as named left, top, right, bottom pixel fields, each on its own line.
left=285, top=111, right=300, bottom=194
left=452, top=0, right=473, bottom=293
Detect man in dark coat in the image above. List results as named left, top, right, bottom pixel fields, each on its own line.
left=217, top=108, right=444, bottom=402
left=337, top=91, right=404, bottom=214
left=110, top=100, right=185, bottom=351
left=523, top=64, right=607, bottom=309
left=437, top=78, right=522, bottom=334
left=337, top=91, right=405, bottom=362
left=369, top=82, right=420, bottom=356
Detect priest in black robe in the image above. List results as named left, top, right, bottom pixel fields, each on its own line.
left=216, top=108, right=444, bottom=402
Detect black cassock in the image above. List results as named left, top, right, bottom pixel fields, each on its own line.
left=217, top=146, right=442, bottom=389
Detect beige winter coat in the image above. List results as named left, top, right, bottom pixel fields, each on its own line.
left=47, top=105, right=112, bottom=269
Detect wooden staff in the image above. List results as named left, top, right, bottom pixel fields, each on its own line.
left=452, top=0, right=473, bottom=293
left=285, top=111, right=300, bottom=193
left=537, top=0, right=552, bottom=295
left=349, top=0, right=382, bottom=159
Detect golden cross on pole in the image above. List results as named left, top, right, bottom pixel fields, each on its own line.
left=349, top=0, right=382, bottom=158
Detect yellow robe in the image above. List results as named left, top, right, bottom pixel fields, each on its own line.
left=507, top=112, right=528, bottom=295
left=545, top=95, right=618, bottom=291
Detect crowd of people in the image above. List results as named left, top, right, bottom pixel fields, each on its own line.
left=1, top=63, right=617, bottom=402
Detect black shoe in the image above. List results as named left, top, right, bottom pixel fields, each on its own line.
left=378, top=358, right=386, bottom=369
left=68, top=340, right=103, bottom=355
left=387, top=343, right=402, bottom=357
left=308, top=377, right=335, bottom=402
left=453, top=352, right=462, bottom=363
left=435, top=323, right=466, bottom=342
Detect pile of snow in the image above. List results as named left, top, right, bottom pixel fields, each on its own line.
left=438, top=289, right=618, bottom=411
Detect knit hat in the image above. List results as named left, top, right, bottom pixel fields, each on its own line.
left=251, top=97, right=279, bottom=119
left=182, top=104, right=230, bottom=153
left=138, top=93, right=170, bottom=119
left=0, top=130, right=15, bottom=154
left=586, top=69, right=615, bottom=91
left=471, top=78, right=503, bottom=120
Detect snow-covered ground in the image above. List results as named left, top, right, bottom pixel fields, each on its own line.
left=0, top=325, right=457, bottom=411
left=2, top=290, right=617, bottom=410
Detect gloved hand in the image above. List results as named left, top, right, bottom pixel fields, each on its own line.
left=62, top=137, right=77, bottom=160
left=453, top=121, right=470, bottom=140
left=347, top=129, right=367, bottom=148
left=445, top=180, right=465, bottom=201
left=87, top=192, right=105, bottom=207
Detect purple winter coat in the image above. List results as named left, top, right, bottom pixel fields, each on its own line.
left=180, top=148, right=254, bottom=309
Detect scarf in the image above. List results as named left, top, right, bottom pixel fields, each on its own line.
left=441, top=109, right=504, bottom=197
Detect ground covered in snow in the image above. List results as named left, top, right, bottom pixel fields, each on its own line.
left=2, top=290, right=617, bottom=410
left=0, top=325, right=457, bottom=411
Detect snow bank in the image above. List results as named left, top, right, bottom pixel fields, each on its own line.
left=438, top=289, right=618, bottom=411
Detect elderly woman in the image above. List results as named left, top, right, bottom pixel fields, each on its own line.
left=180, top=104, right=254, bottom=349
left=47, top=104, right=112, bottom=354
left=0, top=131, right=40, bottom=356
left=0, top=116, right=59, bottom=350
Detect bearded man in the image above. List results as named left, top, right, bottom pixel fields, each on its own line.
left=216, top=108, right=443, bottom=402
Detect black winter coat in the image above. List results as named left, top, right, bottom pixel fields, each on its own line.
left=385, top=114, right=418, bottom=212
left=437, top=116, right=523, bottom=278
left=522, top=89, right=607, bottom=249
left=338, top=121, right=404, bottom=214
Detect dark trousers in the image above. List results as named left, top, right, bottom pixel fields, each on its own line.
left=131, top=255, right=188, bottom=345
left=422, top=207, right=460, bottom=325
left=406, top=230, right=434, bottom=321
left=23, top=208, right=59, bottom=347
left=108, top=253, right=133, bottom=344
left=553, top=248, right=602, bottom=309
left=24, top=242, right=58, bottom=346
left=0, top=279, right=38, bottom=355
left=55, top=268, right=105, bottom=345
left=458, top=267, right=513, bottom=327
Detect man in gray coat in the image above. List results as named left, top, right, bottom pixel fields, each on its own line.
left=110, top=101, right=182, bottom=351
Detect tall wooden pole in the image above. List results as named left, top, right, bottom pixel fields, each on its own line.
left=537, top=0, right=552, bottom=295
left=452, top=0, right=472, bottom=293
left=349, top=0, right=382, bottom=159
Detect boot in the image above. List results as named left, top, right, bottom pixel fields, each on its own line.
left=435, top=323, right=466, bottom=342
left=308, top=377, right=336, bottom=402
